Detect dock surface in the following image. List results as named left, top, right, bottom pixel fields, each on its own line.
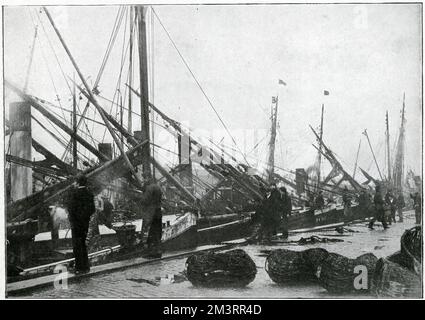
left=8, top=211, right=418, bottom=299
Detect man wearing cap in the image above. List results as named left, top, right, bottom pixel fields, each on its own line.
left=369, top=185, right=388, bottom=230
left=140, top=177, right=163, bottom=258
left=66, top=175, right=95, bottom=274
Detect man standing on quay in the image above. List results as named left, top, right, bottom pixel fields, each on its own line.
left=66, top=175, right=95, bottom=274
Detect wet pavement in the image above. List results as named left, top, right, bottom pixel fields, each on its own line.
left=14, top=211, right=419, bottom=299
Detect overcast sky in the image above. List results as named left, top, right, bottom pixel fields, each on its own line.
left=3, top=3, right=422, bottom=180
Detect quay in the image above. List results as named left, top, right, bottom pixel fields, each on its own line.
left=9, top=211, right=418, bottom=299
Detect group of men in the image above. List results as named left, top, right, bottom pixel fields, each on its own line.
left=65, top=174, right=163, bottom=274
left=368, top=185, right=420, bottom=229
left=253, top=185, right=292, bottom=243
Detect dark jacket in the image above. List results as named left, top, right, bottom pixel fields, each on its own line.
left=342, top=192, right=351, bottom=207
left=396, top=195, right=405, bottom=209
left=315, top=194, right=325, bottom=209
left=140, top=183, right=163, bottom=208
left=374, top=192, right=384, bottom=211
left=67, top=186, right=95, bottom=230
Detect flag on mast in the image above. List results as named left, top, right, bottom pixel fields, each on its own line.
left=278, top=79, right=287, bottom=86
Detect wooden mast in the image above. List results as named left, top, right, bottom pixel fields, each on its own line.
left=43, top=7, right=145, bottom=189
left=72, top=73, right=78, bottom=169
left=392, top=93, right=406, bottom=192
left=352, top=138, right=361, bottom=179
left=385, top=110, right=391, bottom=182
left=136, top=6, right=152, bottom=180
left=128, top=6, right=134, bottom=135
left=317, top=103, right=324, bottom=188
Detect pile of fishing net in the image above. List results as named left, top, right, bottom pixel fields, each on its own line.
left=185, top=249, right=257, bottom=287
left=316, top=252, right=378, bottom=294
left=265, top=248, right=378, bottom=293
left=373, top=226, right=422, bottom=298
left=372, top=258, right=422, bottom=298
left=265, top=248, right=329, bottom=284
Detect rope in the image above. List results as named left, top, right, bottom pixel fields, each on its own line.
left=151, top=8, right=249, bottom=166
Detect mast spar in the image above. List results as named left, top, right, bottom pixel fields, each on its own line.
left=136, top=5, right=152, bottom=181
left=362, top=128, right=384, bottom=182
left=392, top=93, right=406, bottom=192
left=385, top=110, right=391, bottom=183
left=317, top=103, right=324, bottom=189
left=266, top=96, right=278, bottom=184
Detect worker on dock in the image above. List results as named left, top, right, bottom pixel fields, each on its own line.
left=385, top=189, right=396, bottom=224
left=314, top=191, right=325, bottom=210
left=368, top=185, right=388, bottom=230
left=279, top=186, right=291, bottom=239
left=248, top=186, right=268, bottom=243
left=100, top=196, right=114, bottom=229
left=262, top=188, right=281, bottom=242
left=66, top=174, right=96, bottom=274
left=357, top=189, right=371, bottom=218
left=395, top=192, right=405, bottom=222
left=342, top=186, right=352, bottom=219
left=410, top=192, right=421, bottom=224
left=140, top=177, right=163, bottom=258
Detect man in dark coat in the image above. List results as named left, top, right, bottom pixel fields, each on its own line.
left=342, top=186, right=352, bottom=220
left=395, top=192, right=405, bottom=222
left=262, top=188, right=281, bottom=242
left=279, top=187, right=291, bottom=239
left=140, top=179, right=163, bottom=258
left=66, top=175, right=95, bottom=273
left=385, top=190, right=396, bottom=224
left=315, top=191, right=325, bottom=210
left=410, top=192, right=421, bottom=224
left=369, top=185, right=388, bottom=230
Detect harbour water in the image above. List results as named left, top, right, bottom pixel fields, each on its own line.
left=17, top=211, right=417, bottom=299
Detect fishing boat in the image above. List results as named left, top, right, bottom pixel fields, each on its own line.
left=5, top=5, right=266, bottom=278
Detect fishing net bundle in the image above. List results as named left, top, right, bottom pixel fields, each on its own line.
left=400, top=226, right=422, bottom=273
left=316, top=252, right=378, bottom=294
left=265, top=249, right=323, bottom=284
left=185, top=249, right=257, bottom=287
left=372, top=258, right=422, bottom=298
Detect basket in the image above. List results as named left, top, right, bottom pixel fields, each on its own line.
left=355, top=253, right=379, bottom=292
left=186, top=249, right=257, bottom=287
left=114, top=224, right=136, bottom=248
left=400, top=226, right=422, bottom=274
left=265, top=249, right=316, bottom=284
left=302, top=248, right=330, bottom=270
left=317, top=252, right=355, bottom=293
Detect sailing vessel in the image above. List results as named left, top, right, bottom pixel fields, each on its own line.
left=5, top=5, right=264, bottom=277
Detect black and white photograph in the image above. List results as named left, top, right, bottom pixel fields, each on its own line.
left=1, top=1, right=423, bottom=300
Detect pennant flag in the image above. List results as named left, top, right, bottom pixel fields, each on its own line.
left=278, top=79, right=287, bottom=86
left=324, top=90, right=330, bottom=95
